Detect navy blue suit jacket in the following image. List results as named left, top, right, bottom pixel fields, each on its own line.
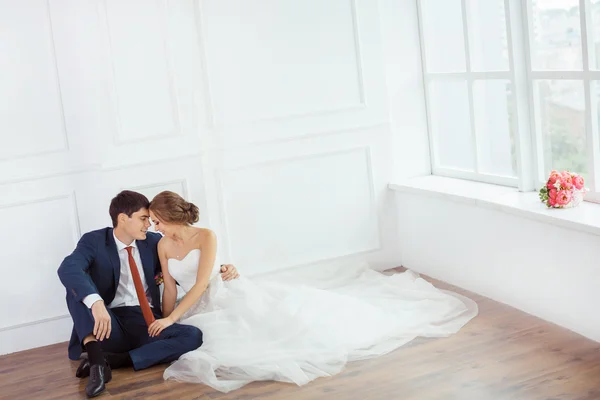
left=57, top=228, right=162, bottom=360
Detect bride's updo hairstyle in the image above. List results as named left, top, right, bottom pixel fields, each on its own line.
left=149, top=191, right=199, bottom=225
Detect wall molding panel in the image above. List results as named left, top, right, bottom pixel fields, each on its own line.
left=0, top=0, right=69, bottom=162
left=214, top=146, right=382, bottom=275
left=192, top=0, right=388, bottom=147
left=0, top=192, right=80, bottom=331
left=100, top=0, right=182, bottom=145
left=195, top=0, right=367, bottom=127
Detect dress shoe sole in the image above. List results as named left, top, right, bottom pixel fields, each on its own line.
left=86, top=387, right=106, bottom=398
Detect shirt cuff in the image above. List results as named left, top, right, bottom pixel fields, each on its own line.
left=82, top=294, right=103, bottom=309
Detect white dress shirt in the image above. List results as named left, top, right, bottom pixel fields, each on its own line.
left=82, top=232, right=153, bottom=309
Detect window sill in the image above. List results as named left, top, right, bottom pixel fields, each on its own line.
left=389, top=176, right=600, bottom=237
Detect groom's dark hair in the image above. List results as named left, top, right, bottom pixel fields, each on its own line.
left=109, top=190, right=150, bottom=227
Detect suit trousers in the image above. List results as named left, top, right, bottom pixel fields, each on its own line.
left=66, top=296, right=203, bottom=370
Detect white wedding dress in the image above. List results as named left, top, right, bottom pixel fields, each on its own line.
left=163, top=249, right=477, bottom=392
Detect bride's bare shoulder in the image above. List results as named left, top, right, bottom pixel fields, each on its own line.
left=194, top=228, right=216, bottom=246
left=157, top=235, right=175, bottom=253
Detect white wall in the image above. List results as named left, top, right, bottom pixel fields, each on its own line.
left=0, top=0, right=425, bottom=354
left=396, top=192, right=600, bottom=342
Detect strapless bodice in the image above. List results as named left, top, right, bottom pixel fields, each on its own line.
left=167, top=249, right=220, bottom=293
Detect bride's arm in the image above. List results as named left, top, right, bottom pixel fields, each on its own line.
left=167, top=229, right=217, bottom=323
left=158, top=240, right=177, bottom=318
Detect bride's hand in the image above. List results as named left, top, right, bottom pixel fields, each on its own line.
left=148, top=317, right=174, bottom=337
left=220, top=264, right=240, bottom=281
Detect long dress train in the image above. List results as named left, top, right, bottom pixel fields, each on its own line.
left=163, top=249, right=477, bottom=393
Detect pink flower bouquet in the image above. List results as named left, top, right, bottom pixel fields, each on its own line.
left=539, top=170, right=586, bottom=208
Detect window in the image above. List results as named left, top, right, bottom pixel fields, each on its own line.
left=418, top=0, right=600, bottom=199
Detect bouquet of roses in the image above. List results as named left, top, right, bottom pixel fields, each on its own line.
left=539, top=170, right=586, bottom=208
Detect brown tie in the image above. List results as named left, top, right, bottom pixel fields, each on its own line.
left=125, top=246, right=156, bottom=327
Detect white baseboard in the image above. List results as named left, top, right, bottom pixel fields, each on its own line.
left=0, top=315, right=72, bottom=356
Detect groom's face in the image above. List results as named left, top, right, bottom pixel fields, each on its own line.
left=119, top=207, right=151, bottom=241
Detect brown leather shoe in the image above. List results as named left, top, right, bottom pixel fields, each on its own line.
left=85, top=363, right=112, bottom=398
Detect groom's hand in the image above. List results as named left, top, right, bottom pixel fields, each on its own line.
left=91, top=300, right=111, bottom=341
left=220, top=264, right=240, bottom=281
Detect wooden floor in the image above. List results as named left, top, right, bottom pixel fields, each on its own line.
left=2, top=273, right=600, bottom=400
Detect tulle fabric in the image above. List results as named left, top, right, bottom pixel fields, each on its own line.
left=164, top=255, right=477, bottom=393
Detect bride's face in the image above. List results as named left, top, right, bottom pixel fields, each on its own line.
left=149, top=210, right=171, bottom=237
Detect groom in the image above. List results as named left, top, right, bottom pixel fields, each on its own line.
left=58, top=190, right=239, bottom=398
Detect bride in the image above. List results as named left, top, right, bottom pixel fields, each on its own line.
left=146, top=191, right=478, bottom=393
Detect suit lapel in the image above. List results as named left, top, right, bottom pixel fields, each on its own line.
left=137, top=239, right=155, bottom=290
left=106, top=229, right=121, bottom=290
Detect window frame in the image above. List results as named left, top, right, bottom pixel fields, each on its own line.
left=417, top=0, right=600, bottom=201
left=524, top=0, right=600, bottom=202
